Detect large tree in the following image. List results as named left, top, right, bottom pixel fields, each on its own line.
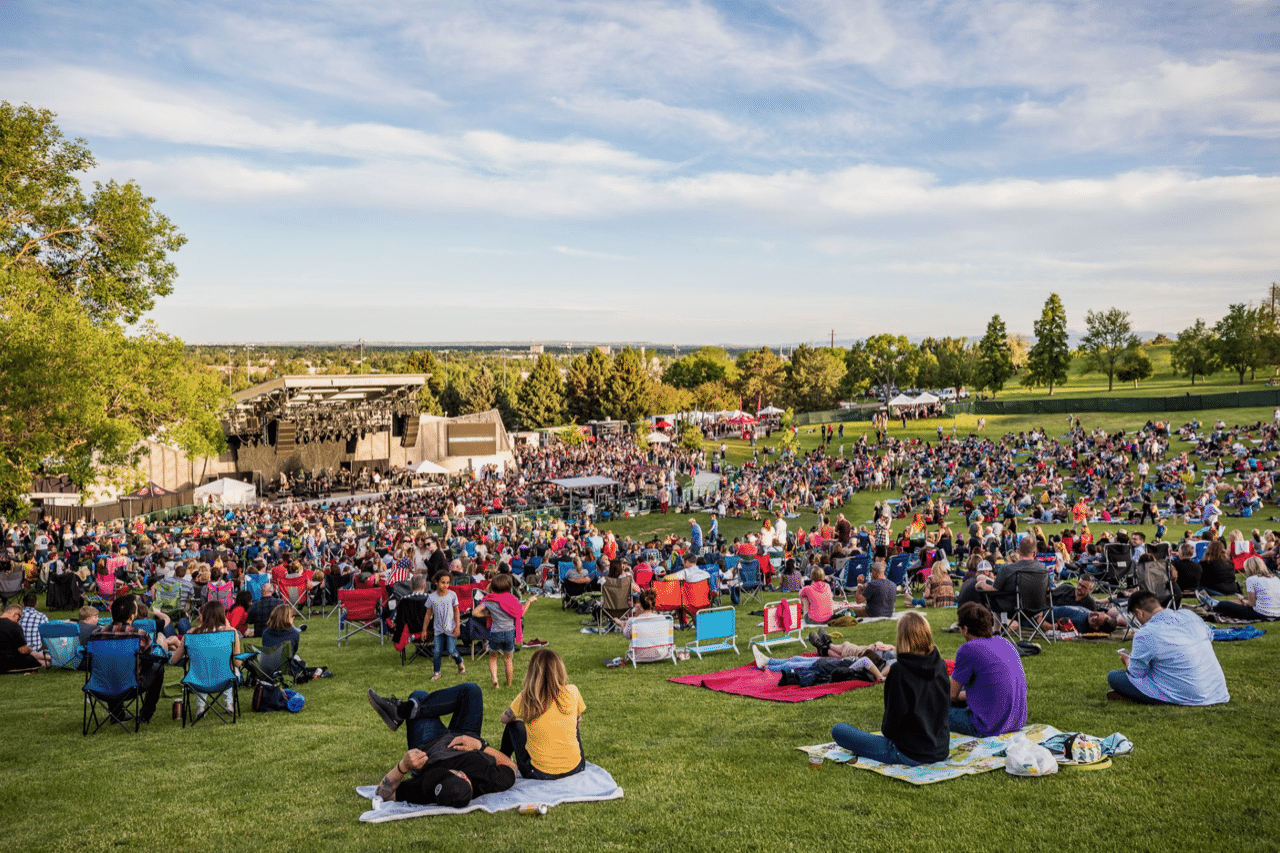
left=1116, top=346, right=1154, bottom=388
left=1080, top=307, right=1139, bottom=392
left=1170, top=319, right=1219, bottom=385
left=735, top=347, right=786, bottom=410
left=851, top=334, right=918, bottom=399
left=460, top=366, right=497, bottom=414
left=788, top=345, right=847, bottom=412
left=975, top=315, right=1015, bottom=396
left=1022, top=293, right=1071, bottom=395
left=928, top=337, right=977, bottom=399
left=1, top=102, right=186, bottom=324
left=517, top=353, right=564, bottom=428
left=1214, top=303, right=1261, bottom=385
left=1, top=271, right=227, bottom=514
left=606, top=347, right=652, bottom=421
left=0, top=105, right=230, bottom=513
left=564, top=349, right=613, bottom=423
left=662, top=347, right=737, bottom=390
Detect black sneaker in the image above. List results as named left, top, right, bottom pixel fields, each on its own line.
left=367, top=688, right=402, bottom=732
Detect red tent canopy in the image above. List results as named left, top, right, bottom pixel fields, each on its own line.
left=725, top=415, right=757, bottom=425
left=654, top=420, right=674, bottom=429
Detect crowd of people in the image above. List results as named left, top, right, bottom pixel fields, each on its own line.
left=2, top=412, right=1275, bottom=794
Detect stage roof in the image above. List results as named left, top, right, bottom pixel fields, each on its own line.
left=225, top=374, right=426, bottom=436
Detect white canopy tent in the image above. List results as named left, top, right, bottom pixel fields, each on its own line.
left=759, top=405, right=785, bottom=415
left=411, top=459, right=450, bottom=475
left=193, top=477, right=257, bottom=505
left=914, top=392, right=940, bottom=405
left=646, top=431, right=672, bottom=444
left=887, top=393, right=916, bottom=407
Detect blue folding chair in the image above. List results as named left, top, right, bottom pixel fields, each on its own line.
left=40, top=621, right=83, bottom=671
left=243, top=573, right=270, bottom=601
left=180, top=631, right=241, bottom=727
left=840, top=555, right=871, bottom=591
left=686, top=606, right=738, bottom=659
left=737, top=560, right=765, bottom=605
left=886, top=554, right=912, bottom=588
left=82, top=636, right=144, bottom=735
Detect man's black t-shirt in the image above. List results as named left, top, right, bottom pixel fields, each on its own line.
left=0, top=618, right=31, bottom=671
left=395, top=750, right=516, bottom=805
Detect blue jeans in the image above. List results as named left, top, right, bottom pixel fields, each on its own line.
left=947, top=706, right=981, bottom=737
left=1107, top=670, right=1168, bottom=705
left=405, top=682, right=484, bottom=750
left=766, top=655, right=821, bottom=672
left=433, top=634, right=462, bottom=674
left=830, top=724, right=923, bottom=766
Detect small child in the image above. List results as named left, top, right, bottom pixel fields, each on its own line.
left=473, top=573, right=537, bottom=689
left=426, top=571, right=465, bottom=681
left=77, top=605, right=99, bottom=646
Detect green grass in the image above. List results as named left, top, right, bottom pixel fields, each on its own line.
left=6, top=409, right=1279, bottom=853
left=991, top=343, right=1274, bottom=400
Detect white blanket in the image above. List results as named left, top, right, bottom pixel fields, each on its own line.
left=356, top=762, right=623, bottom=822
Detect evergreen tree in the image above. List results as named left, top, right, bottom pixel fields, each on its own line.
left=975, top=315, right=1014, bottom=396
left=606, top=347, right=652, bottom=421
left=1022, top=293, right=1071, bottom=395
left=517, top=353, right=564, bottom=428
left=564, top=349, right=613, bottom=423
left=735, top=347, right=786, bottom=410
left=460, top=366, right=496, bottom=414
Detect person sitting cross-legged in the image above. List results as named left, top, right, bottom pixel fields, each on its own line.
left=828, top=612, right=949, bottom=766
left=1107, top=591, right=1229, bottom=706
left=366, top=682, right=517, bottom=807
left=948, top=602, right=1028, bottom=737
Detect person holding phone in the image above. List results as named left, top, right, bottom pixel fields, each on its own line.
left=1107, top=591, right=1228, bottom=705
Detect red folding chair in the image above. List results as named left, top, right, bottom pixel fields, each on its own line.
left=680, top=578, right=711, bottom=626
left=652, top=579, right=685, bottom=625
left=277, top=575, right=314, bottom=619
left=338, top=588, right=385, bottom=646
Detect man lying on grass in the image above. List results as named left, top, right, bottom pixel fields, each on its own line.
left=368, top=683, right=516, bottom=807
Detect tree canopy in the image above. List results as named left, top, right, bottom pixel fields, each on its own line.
left=1023, top=293, right=1071, bottom=395
left=1169, top=319, right=1219, bottom=385
left=1, top=102, right=186, bottom=324
left=1079, top=307, right=1139, bottom=392
left=0, top=104, right=229, bottom=513
left=975, top=315, right=1015, bottom=396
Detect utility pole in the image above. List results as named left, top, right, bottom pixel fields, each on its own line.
left=830, top=329, right=835, bottom=348
left=358, top=338, right=365, bottom=375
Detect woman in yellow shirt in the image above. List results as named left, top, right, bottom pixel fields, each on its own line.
left=499, top=648, right=586, bottom=778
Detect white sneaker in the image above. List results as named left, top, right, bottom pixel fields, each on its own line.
left=752, top=646, right=769, bottom=670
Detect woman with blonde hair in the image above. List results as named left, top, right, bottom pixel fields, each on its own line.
left=499, top=648, right=586, bottom=779
left=1227, top=528, right=1256, bottom=572
left=829, top=611, right=949, bottom=765
left=1198, top=556, right=1280, bottom=621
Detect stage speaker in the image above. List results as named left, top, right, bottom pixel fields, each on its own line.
left=392, top=413, right=405, bottom=437
left=345, top=435, right=358, bottom=454
left=275, top=421, right=297, bottom=454
left=401, top=417, right=419, bottom=448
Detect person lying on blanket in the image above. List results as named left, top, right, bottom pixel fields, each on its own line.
left=367, top=683, right=517, bottom=808
left=752, top=642, right=889, bottom=686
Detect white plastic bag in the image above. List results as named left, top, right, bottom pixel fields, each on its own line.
left=1004, top=733, right=1058, bottom=777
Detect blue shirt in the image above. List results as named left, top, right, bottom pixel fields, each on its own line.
left=1127, top=609, right=1228, bottom=706
left=689, top=523, right=703, bottom=549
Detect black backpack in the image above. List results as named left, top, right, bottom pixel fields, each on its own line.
left=252, top=680, right=289, bottom=712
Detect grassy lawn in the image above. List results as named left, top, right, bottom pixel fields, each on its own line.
left=6, top=409, right=1278, bottom=853
left=983, top=343, right=1275, bottom=400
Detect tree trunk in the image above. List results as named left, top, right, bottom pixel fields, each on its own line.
left=1108, top=372, right=1114, bottom=392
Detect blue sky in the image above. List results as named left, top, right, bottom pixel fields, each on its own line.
left=3, top=1, right=1278, bottom=344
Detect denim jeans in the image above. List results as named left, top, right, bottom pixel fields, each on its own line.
left=433, top=633, right=462, bottom=674
left=1107, top=670, right=1168, bottom=704
left=947, top=705, right=981, bottom=737
left=405, top=682, right=484, bottom=750
left=830, top=723, right=923, bottom=766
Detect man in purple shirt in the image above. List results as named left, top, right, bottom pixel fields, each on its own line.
left=948, top=602, right=1028, bottom=737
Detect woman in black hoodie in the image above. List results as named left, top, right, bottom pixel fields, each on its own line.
left=830, top=611, right=950, bottom=765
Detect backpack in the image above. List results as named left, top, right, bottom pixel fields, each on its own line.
left=252, top=681, right=289, bottom=712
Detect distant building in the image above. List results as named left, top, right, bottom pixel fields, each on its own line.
left=596, top=345, right=613, bottom=356
left=530, top=344, right=544, bottom=354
